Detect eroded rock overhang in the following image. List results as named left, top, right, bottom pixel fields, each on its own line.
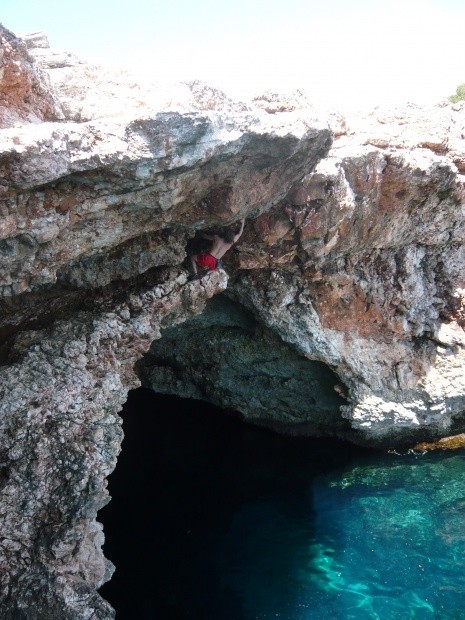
left=137, top=294, right=349, bottom=437
left=0, top=25, right=335, bottom=619
left=226, top=139, right=465, bottom=445
left=1, top=23, right=465, bottom=619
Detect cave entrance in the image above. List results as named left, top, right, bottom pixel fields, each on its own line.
left=98, top=388, right=367, bottom=619
left=98, top=294, right=359, bottom=617
left=135, top=294, right=349, bottom=438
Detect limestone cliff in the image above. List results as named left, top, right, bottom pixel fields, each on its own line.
left=0, top=25, right=464, bottom=618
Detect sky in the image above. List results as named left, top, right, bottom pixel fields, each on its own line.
left=1, top=0, right=465, bottom=108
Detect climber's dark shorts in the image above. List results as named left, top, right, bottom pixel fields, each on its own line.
left=196, top=253, right=219, bottom=271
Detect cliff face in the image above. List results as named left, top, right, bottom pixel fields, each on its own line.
left=0, top=25, right=464, bottom=618
left=139, top=131, right=465, bottom=444
left=0, top=28, right=62, bottom=127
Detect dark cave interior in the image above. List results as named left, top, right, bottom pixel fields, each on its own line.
left=98, top=387, right=370, bottom=619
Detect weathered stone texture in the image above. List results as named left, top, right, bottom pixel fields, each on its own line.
left=226, top=136, right=465, bottom=443
left=0, top=111, right=330, bottom=298
left=0, top=25, right=62, bottom=128
left=0, top=24, right=464, bottom=618
left=0, top=268, right=226, bottom=618
left=139, top=294, right=347, bottom=436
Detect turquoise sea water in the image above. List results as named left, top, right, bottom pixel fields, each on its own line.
left=214, top=453, right=465, bottom=620
left=99, top=390, right=465, bottom=619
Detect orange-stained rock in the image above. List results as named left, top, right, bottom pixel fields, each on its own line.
left=300, top=208, right=325, bottom=240
left=254, top=212, right=292, bottom=245
left=308, top=278, right=394, bottom=342
left=0, top=26, right=61, bottom=127
left=1, top=26, right=465, bottom=619
left=413, top=434, right=465, bottom=452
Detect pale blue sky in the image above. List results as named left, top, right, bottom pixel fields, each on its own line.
left=2, top=0, right=464, bottom=106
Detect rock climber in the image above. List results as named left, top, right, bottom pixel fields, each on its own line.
left=189, top=218, right=245, bottom=280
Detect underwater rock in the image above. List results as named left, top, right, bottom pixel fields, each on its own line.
left=413, top=433, right=465, bottom=452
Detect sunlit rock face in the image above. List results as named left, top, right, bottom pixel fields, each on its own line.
left=0, top=24, right=464, bottom=618
left=0, top=26, right=62, bottom=128
left=0, top=30, right=330, bottom=337
left=140, top=112, right=465, bottom=446
left=228, top=135, right=465, bottom=444
left=0, top=27, right=331, bottom=619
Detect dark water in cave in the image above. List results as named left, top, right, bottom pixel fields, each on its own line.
left=98, top=388, right=465, bottom=620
